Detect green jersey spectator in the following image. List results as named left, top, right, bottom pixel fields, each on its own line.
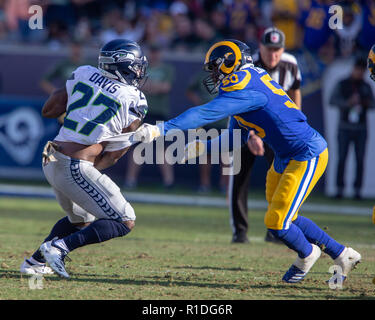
left=40, top=41, right=86, bottom=95
left=143, top=44, right=175, bottom=120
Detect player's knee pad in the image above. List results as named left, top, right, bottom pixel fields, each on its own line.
left=264, top=200, right=289, bottom=230
left=265, top=179, right=278, bottom=204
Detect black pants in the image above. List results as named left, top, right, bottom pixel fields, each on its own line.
left=229, top=143, right=274, bottom=238
left=336, top=128, right=367, bottom=194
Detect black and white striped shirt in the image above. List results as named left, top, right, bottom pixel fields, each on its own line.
left=252, top=51, right=301, bottom=92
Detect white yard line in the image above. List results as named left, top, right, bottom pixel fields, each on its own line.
left=0, top=183, right=372, bottom=216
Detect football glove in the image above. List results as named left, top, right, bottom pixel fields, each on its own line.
left=133, top=123, right=162, bottom=143
left=180, top=140, right=206, bottom=163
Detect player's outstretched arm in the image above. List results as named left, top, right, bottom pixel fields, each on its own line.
left=42, top=87, right=68, bottom=118
left=181, top=117, right=250, bottom=163
left=133, top=90, right=268, bottom=143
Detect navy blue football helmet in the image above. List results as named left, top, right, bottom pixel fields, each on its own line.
left=98, top=39, right=148, bottom=87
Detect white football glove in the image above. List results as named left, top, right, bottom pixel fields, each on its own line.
left=133, top=123, right=162, bottom=143
left=180, top=140, right=206, bottom=163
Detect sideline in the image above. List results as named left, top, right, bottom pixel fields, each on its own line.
left=0, top=183, right=372, bottom=216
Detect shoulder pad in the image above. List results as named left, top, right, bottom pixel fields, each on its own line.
left=70, top=65, right=97, bottom=80
left=220, top=69, right=252, bottom=93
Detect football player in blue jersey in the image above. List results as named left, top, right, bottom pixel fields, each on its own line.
left=134, top=39, right=361, bottom=283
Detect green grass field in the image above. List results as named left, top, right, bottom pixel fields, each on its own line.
left=0, top=196, right=374, bottom=300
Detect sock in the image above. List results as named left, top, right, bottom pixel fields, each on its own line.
left=27, top=257, right=45, bottom=266
left=293, top=215, right=345, bottom=259
left=31, top=217, right=80, bottom=263
left=62, top=219, right=131, bottom=252
left=269, top=224, right=313, bottom=258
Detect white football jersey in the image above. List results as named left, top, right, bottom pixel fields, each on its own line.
left=54, top=65, right=147, bottom=150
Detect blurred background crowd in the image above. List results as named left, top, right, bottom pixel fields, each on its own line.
left=0, top=0, right=374, bottom=58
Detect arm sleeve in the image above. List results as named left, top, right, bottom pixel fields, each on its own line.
left=162, top=90, right=268, bottom=135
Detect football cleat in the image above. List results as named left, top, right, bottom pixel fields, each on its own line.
left=282, top=244, right=321, bottom=283
left=40, top=240, right=70, bottom=278
left=20, top=258, right=54, bottom=275
left=328, top=247, right=361, bottom=283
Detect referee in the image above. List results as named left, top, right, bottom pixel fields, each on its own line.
left=230, top=27, right=302, bottom=243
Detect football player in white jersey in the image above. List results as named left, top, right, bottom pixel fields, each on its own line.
left=20, top=39, right=148, bottom=278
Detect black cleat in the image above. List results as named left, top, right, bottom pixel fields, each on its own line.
left=231, top=234, right=249, bottom=244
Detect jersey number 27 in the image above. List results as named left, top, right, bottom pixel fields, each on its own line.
left=64, top=82, right=121, bottom=136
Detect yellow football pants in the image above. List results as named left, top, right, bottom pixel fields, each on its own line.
left=264, top=148, right=328, bottom=230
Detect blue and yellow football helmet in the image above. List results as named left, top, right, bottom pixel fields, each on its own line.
left=203, top=39, right=253, bottom=94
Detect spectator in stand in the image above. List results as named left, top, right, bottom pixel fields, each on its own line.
left=46, top=20, right=70, bottom=50
left=44, top=0, right=76, bottom=33
left=40, top=40, right=89, bottom=122
left=100, top=15, right=144, bottom=45
left=170, top=13, right=197, bottom=52
left=169, top=0, right=189, bottom=17
left=0, top=0, right=8, bottom=41
left=243, top=23, right=259, bottom=54
left=333, top=2, right=362, bottom=58
left=298, top=0, right=334, bottom=55
left=73, top=16, right=92, bottom=44
left=224, top=0, right=260, bottom=40
left=271, top=0, right=302, bottom=52
left=40, top=40, right=85, bottom=95
left=357, top=0, right=375, bottom=53
left=4, top=0, right=42, bottom=42
left=192, top=17, right=220, bottom=53
left=207, top=3, right=231, bottom=39
left=142, top=8, right=173, bottom=49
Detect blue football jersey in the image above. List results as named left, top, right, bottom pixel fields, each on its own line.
left=162, top=65, right=327, bottom=170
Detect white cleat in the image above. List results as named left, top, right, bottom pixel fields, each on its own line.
left=40, top=240, right=70, bottom=279
left=329, top=247, right=361, bottom=283
left=20, top=259, right=54, bottom=275
left=283, top=244, right=321, bottom=283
